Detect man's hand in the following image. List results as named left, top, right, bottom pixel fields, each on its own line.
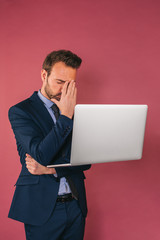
left=25, top=154, right=56, bottom=175
left=51, top=80, right=77, bottom=119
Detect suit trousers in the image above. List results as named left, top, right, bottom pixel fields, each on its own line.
left=24, top=199, right=85, bottom=240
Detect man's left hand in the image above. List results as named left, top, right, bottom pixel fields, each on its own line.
left=25, top=154, right=56, bottom=175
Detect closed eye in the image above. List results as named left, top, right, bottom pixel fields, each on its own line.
left=56, top=79, right=66, bottom=84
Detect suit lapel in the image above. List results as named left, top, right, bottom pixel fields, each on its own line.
left=29, top=91, right=55, bottom=133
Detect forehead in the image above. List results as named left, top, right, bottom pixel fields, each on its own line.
left=50, top=61, right=77, bottom=81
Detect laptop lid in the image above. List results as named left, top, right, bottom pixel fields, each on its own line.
left=70, top=104, right=148, bottom=166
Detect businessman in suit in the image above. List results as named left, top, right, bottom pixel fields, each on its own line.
left=8, top=50, right=91, bottom=240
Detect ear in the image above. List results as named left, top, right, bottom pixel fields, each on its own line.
left=41, top=69, right=47, bottom=83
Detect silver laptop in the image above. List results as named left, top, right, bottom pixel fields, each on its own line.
left=47, top=104, right=148, bottom=168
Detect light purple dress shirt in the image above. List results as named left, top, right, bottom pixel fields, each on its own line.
left=37, top=90, right=71, bottom=195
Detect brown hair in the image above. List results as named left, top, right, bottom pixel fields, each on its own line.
left=42, top=50, right=82, bottom=76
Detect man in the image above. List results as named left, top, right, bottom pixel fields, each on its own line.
left=8, top=50, right=91, bottom=240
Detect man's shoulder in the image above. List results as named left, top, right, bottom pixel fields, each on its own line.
left=8, top=92, right=38, bottom=117
left=11, top=98, right=30, bottom=109
left=9, top=92, right=38, bottom=109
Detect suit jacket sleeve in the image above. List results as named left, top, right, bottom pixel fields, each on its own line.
left=9, top=105, right=74, bottom=166
left=55, top=164, right=91, bottom=178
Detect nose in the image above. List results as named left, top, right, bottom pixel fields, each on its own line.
left=60, top=82, right=65, bottom=92
left=60, top=86, right=63, bottom=92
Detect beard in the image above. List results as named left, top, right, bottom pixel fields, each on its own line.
left=44, top=78, right=61, bottom=101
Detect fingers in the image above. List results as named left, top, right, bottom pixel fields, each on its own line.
left=25, top=154, right=42, bottom=175
left=61, top=80, right=75, bottom=97
left=25, top=155, right=42, bottom=168
left=26, top=160, right=34, bottom=167
left=25, top=154, right=38, bottom=163
left=25, top=160, right=35, bottom=170
left=25, top=157, right=34, bottom=164
left=25, top=158, right=38, bottom=175
left=66, top=80, right=75, bottom=96
left=26, top=153, right=32, bottom=159
left=26, top=153, right=35, bottom=163
left=74, top=87, right=77, bottom=100
left=61, top=81, right=69, bottom=97
left=25, top=158, right=47, bottom=175
left=25, top=154, right=35, bottom=170
left=25, top=162, right=34, bottom=174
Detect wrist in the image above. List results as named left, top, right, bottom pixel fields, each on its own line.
left=61, top=112, right=73, bottom=119
left=46, top=167, right=56, bottom=174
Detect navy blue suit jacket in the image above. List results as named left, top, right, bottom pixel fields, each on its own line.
left=8, top=92, right=91, bottom=226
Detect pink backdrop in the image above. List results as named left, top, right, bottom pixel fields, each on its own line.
left=1, top=0, right=160, bottom=239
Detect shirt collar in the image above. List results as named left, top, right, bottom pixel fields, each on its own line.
left=37, top=90, right=54, bottom=108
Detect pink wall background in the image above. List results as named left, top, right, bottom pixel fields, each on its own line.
left=1, top=0, right=160, bottom=239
